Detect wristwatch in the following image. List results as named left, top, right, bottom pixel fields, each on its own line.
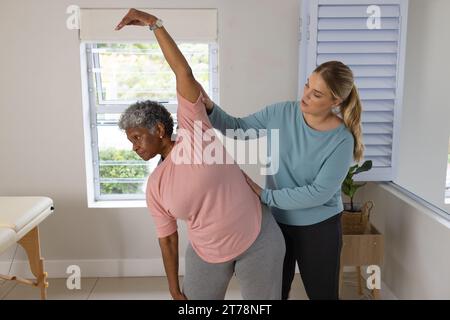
left=149, top=19, right=163, bottom=31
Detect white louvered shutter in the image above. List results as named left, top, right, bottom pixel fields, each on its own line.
left=299, top=0, right=409, bottom=181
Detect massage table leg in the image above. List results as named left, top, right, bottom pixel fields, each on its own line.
left=18, top=226, right=48, bottom=300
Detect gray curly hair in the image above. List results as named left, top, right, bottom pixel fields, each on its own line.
left=118, top=100, right=174, bottom=137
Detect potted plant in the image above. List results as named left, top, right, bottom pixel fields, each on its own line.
left=341, top=160, right=373, bottom=234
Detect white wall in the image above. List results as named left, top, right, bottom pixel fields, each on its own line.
left=0, top=0, right=300, bottom=276
left=394, top=0, right=450, bottom=214
left=362, top=0, right=450, bottom=299
left=362, top=183, right=450, bottom=299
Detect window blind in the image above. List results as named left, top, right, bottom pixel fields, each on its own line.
left=80, top=8, right=218, bottom=42
left=299, top=0, right=409, bottom=181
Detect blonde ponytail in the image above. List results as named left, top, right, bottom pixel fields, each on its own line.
left=341, top=85, right=364, bottom=163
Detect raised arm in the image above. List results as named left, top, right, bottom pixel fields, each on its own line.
left=116, top=9, right=200, bottom=103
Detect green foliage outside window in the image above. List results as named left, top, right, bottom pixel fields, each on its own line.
left=99, top=148, right=150, bottom=195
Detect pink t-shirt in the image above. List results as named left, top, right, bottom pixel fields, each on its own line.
left=146, top=91, right=262, bottom=263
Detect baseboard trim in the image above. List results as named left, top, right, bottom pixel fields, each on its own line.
left=0, top=263, right=384, bottom=279
left=0, top=258, right=185, bottom=278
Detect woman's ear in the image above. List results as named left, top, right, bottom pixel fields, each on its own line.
left=156, top=122, right=166, bottom=139
left=334, top=97, right=343, bottom=107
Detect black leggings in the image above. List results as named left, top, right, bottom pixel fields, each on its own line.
left=278, top=213, right=342, bottom=300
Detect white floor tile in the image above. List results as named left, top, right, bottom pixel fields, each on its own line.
left=0, top=273, right=395, bottom=300
left=2, top=278, right=97, bottom=300
left=288, top=274, right=309, bottom=300
left=88, top=276, right=173, bottom=300
left=0, top=279, right=17, bottom=300
left=224, top=276, right=242, bottom=300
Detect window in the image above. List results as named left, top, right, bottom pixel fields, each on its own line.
left=79, top=8, right=218, bottom=207
left=81, top=42, right=218, bottom=205
left=298, top=0, right=409, bottom=182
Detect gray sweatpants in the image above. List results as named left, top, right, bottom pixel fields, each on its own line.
left=182, top=204, right=286, bottom=300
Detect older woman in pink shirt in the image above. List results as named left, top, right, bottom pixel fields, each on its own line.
left=116, top=9, right=285, bottom=300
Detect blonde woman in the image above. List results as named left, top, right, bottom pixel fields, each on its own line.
left=203, top=61, right=363, bottom=300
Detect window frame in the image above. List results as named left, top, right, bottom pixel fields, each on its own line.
left=446, top=139, right=450, bottom=204
left=80, top=41, right=219, bottom=207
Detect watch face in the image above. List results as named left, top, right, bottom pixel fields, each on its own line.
left=150, top=20, right=163, bottom=30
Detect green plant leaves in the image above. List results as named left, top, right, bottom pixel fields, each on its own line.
left=342, top=181, right=351, bottom=195
left=354, top=160, right=373, bottom=175
left=341, top=160, right=372, bottom=202
left=98, top=148, right=150, bottom=195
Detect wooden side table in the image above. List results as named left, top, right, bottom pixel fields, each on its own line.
left=339, top=224, right=384, bottom=299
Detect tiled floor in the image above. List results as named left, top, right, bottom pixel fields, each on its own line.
left=0, top=272, right=395, bottom=300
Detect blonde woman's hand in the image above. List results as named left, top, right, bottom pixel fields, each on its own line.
left=199, top=85, right=214, bottom=113
left=241, top=170, right=263, bottom=198
left=115, top=8, right=157, bottom=30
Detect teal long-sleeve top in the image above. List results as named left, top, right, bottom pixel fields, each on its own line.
left=208, top=101, right=354, bottom=226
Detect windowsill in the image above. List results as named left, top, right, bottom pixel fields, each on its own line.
left=88, top=200, right=147, bottom=208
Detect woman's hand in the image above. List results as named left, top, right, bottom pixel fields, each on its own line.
left=199, top=85, right=214, bottom=113
left=241, top=170, right=263, bottom=198
left=115, top=8, right=157, bottom=30
left=172, top=291, right=188, bottom=300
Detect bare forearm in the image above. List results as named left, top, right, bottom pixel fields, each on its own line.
left=154, top=27, right=192, bottom=77
left=153, top=27, right=199, bottom=102
left=159, top=232, right=181, bottom=297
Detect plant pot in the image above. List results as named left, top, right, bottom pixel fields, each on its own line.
left=341, top=201, right=374, bottom=235
left=343, top=202, right=364, bottom=212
